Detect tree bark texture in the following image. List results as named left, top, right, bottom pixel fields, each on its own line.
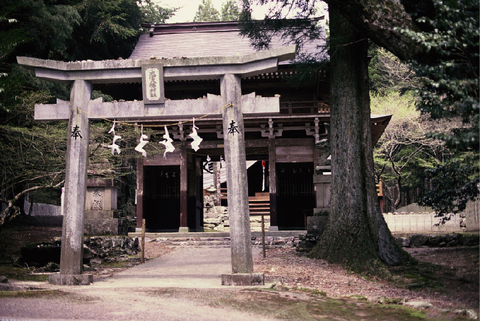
left=310, top=8, right=407, bottom=273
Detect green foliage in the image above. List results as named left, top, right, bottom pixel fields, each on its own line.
left=1, top=0, right=144, bottom=61
left=368, top=46, right=421, bottom=96
left=418, top=156, right=479, bottom=215
left=194, top=0, right=220, bottom=22
left=239, top=16, right=323, bottom=52
left=138, top=0, right=178, bottom=24
left=69, top=0, right=142, bottom=60
left=0, top=64, right=70, bottom=125
left=0, top=120, right=68, bottom=224
left=0, top=0, right=175, bottom=229
left=221, top=0, right=240, bottom=21
left=372, top=92, right=450, bottom=210
left=1, top=0, right=82, bottom=61
left=0, top=20, right=30, bottom=62
left=398, top=0, right=479, bottom=150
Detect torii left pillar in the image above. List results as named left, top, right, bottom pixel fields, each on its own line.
left=50, top=80, right=93, bottom=285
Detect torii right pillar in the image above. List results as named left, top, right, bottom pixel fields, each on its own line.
left=220, top=73, right=264, bottom=285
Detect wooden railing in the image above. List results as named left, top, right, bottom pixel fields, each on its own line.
left=280, top=101, right=330, bottom=115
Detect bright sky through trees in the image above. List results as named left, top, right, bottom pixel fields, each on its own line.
left=161, top=0, right=327, bottom=23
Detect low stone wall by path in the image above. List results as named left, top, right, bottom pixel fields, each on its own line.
left=84, top=236, right=140, bottom=264
left=147, top=234, right=301, bottom=248
left=395, top=233, right=479, bottom=248
left=20, top=236, right=140, bottom=268
left=296, top=233, right=479, bottom=254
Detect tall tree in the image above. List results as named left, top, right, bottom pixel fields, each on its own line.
left=322, top=0, right=479, bottom=150
left=241, top=0, right=478, bottom=273
left=0, top=0, right=173, bottom=229
left=309, top=8, right=407, bottom=273
left=332, top=0, right=479, bottom=219
left=194, top=0, right=220, bottom=22
left=240, top=1, right=408, bottom=273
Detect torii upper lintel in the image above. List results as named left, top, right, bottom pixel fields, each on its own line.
left=16, top=45, right=296, bottom=83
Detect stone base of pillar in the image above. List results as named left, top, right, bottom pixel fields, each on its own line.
left=268, top=226, right=279, bottom=231
left=221, top=273, right=264, bottom=286
left=49, top=274, right=93, bottom=285
left=178, top=227, right=189, bottom=233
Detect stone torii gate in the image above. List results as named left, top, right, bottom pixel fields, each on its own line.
left=17, top=46, right=295, bottom=286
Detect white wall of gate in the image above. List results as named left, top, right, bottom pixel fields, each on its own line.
left=383, top=199, right=479, bottom=233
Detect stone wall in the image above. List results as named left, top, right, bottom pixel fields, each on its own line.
left=296, top=232, right=479, bottom=254
left=84, top=236, right=140, bottom=264
left=24, top=197, right=61, bottom=217
left=395, top=233, right=479, bottom=248
left=20, top=236, right=140, bottom=268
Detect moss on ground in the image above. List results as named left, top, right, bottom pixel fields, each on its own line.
left=150, top=287, right=470, bottom=320
left=0, top=265, right=49, bottom=282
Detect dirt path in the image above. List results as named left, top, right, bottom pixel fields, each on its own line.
left=0, top=222, right=478, bottom=320
left=1, top=247, right=273, bottom=321
left=1, top=245, right=478, bottom=320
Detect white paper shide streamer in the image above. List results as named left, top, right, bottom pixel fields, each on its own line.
left=107, top=121, right=121, bottom=155
left=159, top=125, right=175, bottom=158
left=135, top=125, right=149, bottom=157
left=189, top=118, right=203, bottom=152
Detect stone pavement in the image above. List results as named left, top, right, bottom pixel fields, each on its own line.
left=92, top=246, right=262, bottom=289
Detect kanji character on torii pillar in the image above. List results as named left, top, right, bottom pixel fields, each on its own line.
left=17, top=46, right=295, bottom=286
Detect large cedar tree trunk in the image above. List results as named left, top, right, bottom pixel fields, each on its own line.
left=310, top=8, right=408, bottom=274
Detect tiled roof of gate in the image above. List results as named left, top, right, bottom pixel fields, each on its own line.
left=129, top=21, right=326, bottom=62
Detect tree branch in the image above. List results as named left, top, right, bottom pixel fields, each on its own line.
left=0, top=178, right=64, bottom=227
left=323, top=0, right=430, bottom=61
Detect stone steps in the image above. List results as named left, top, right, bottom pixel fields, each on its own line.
left=132, top=231, right=306, bottom=249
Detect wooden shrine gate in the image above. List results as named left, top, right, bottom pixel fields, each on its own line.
left=17, top=46, right=295, bottom=285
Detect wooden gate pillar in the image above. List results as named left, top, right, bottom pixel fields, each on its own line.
left=179, top=142, right=189, bottom=232
left=268, top=138, right=278, bottom=229
left=136, top=158, right=144, bottom=232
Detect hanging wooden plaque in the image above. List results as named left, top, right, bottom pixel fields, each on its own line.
left=142, top=62, right=165, bottom=105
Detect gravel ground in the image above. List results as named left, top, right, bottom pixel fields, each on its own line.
left=126, top=240, right=479, bottom=313
left=0, top=228, right=478, bottom=320
left=253, top=246, right=479, bottom=311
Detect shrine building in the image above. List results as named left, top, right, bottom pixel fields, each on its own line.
left=120, top=21, right=390, bottom=232
left=20, top=20, right=391, bottom=234
left=17, top=19, right=391, bottom=284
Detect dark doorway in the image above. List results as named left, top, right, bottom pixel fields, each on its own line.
left=143, top=166, right=180, bottom=231
left=276, top=163, right=315, bottom=230
left=247, top=160, right=268, bottom=196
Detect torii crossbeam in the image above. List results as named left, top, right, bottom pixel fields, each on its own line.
left=17, top=46, right=295, bottom=286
